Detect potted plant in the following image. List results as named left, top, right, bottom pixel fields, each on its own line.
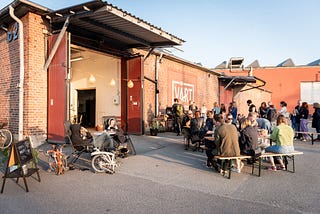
left=150, top=118, right=159, bottom=136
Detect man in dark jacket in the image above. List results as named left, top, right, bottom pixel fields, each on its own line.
left=172, top=98, right=184, bottom=136
left=214, top=114, right=243, bottom=173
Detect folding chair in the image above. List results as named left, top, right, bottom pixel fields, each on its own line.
left=64, top=121, right=93, bottom=169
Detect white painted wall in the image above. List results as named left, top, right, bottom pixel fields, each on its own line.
left=70, top=50, right=121, bottom=125
left=301, top=82, right=320, bottom=104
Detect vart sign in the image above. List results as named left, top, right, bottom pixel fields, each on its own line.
left=172, top=80, right=194, bottom=104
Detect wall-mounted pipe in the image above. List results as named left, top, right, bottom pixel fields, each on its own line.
left=9, top=5, right=24, bottom=140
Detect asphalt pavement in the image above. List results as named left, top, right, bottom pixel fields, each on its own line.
left=0, top=132, right=319, bottom=214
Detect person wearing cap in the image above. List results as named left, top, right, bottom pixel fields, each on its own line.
left=312, top=103, right=320, bottom=141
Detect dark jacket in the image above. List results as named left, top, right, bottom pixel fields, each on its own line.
left=70, top=124, right=92, bottom=149
left=239, top=126, right=258, bottom=155
left=312, top=108, right=320, bottom=129
left=300, top=108, right=309, bottom=120
left=205, top=117, right=215, bottom=131
left=215, top=123, right=240, bottom=157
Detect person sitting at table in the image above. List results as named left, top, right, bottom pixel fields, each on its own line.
left=205, top=110, right=216, bottom=132
left=182, top=110, right=193, bottom=150
left=265, top=114, right=295, bottom=171
left=238, top=118, right=268, bottom=164
left=214, top=114, right=243, bottom=173
left=190, top=110, right=206, bottom=150
left=239, top=118, right=258, bottom=157
left=205, top=114, right=220, bottom=170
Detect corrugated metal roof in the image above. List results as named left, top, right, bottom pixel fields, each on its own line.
left=0, top=0, right=51, bottom=25
left=45, top=1, right=184, bottom=50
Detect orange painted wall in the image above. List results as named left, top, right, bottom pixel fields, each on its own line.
left=217, top=66, right=320, bottom=113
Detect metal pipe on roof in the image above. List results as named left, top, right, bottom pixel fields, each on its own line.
left=9, top=5, right=24, bottom=140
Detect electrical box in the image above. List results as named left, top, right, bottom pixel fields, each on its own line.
left=113, top=96, right=120, bottom=105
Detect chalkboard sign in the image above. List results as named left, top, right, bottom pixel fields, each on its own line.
left=15, top=138, right=33, bottom=165
left=1, top=137, right=41, bottom=193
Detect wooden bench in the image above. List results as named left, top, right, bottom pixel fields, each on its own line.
left=255, top=151, right=304, bottom=177
left=294, top=131, right=320, bottom=145
left=215, top=155, right=253, bottom=179
left=215, top=151, right=303, bottom=179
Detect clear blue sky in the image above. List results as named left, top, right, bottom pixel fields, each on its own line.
left=1, top=0, right=319, bottom=68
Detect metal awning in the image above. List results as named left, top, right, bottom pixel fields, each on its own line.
left=44, top=1, right=184, bottom=51
left=219, top=75, right=266, bottom=90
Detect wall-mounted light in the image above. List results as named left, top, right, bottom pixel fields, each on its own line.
left=88, top=74, right=96, bottom=84
left=110, top=78, right=116, bottom=86
left=127, top=79, right=134, bottom=88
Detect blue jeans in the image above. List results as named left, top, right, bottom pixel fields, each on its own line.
left=265, top=145, right=294, bottom=154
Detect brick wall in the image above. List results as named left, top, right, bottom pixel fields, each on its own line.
left=142, top=52, right=219, bottom=129
left=0, top=12, right=48, bottom=141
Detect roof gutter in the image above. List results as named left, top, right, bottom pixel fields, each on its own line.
left=9, top=5, right=24, bottom=140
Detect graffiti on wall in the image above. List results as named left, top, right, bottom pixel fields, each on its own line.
left=172, top=80, right=194, bottom=104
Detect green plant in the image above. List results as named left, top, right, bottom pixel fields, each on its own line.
left=151, top=118, right=159, bottom=129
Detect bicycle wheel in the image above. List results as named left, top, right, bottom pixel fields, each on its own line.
left=0, top=129, right=13, bottom=150
left=91, top=154, right=115, bottom=173
left=48, top=154, right=58, bottom=174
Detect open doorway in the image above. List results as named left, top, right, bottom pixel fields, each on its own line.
left=77, top=89, right=96, bottom=128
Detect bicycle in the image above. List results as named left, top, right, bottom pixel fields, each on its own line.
left=46, top=143, right=68, bottom=175
left=0, top=122, right=13, bottom=150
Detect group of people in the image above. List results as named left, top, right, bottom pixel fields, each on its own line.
left=70, top=118, right=129, bottom=156
left=171, top=97, right=320, bottom=174
left=252, top=99, right=320, bottom=142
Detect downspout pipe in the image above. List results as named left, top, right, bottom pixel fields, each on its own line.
left=9, top=5, right=24, bottom=140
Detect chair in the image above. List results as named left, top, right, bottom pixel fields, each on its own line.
left=103, top=117, right=136, bottom=156
left=64, top=121, right=93, bottom=168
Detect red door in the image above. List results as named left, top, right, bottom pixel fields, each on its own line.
left=127, top=57, right=143, bottom=134
left=219, top=85, right=233, bottom=106
left=47, top=33, right=68, bottom=142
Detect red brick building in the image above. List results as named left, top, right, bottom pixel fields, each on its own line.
left=0, top=0, right=221, bottom=144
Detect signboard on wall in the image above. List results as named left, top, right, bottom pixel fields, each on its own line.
left=172, top=80, right=194, bottom=104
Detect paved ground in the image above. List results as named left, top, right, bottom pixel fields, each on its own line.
left=0, top=132, right=319, bottom=214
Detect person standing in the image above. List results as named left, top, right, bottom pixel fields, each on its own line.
left=311, top=103, right=320, bottom=141
left=292, top=100, right=302, bottom=139
left=172, top=98, right=184, bottom=136
left=220, top=103, right=226, bottom=115
left=279, top=101, right=291, bottom=126
left=247, top=100, right=257, bottom=113
left=189, top=101, right=198, bottom=114
left=229, top=101, right=238, bottom=125
left=299, top=102, right=309, bottom=141
left=212, top=102, right=220, bottom=115
left=200, top=103, right=208, bottom=121
left=258, top=102, right=268, bottom=119
left=267, top=102, right=277, bottom=131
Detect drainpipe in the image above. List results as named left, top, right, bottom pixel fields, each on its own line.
left=9, top=6, right=24, bottom=140
left=155, top=56, right=159, bottom=116
left=155, top=53, right=163, bottom=116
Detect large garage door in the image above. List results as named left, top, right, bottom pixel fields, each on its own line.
left=127, top=57, right=143, bottom=134
left=47, top=33, right=68, bottom=143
